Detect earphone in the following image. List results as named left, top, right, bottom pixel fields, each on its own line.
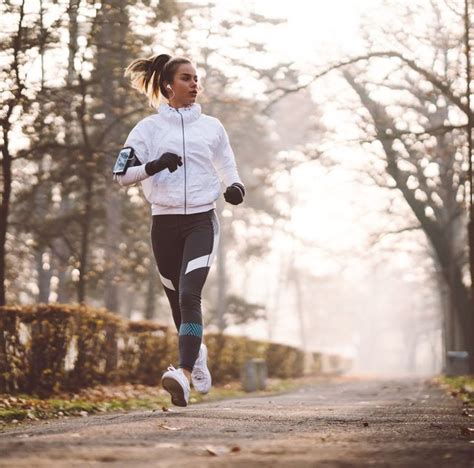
left=166, top=85, right=172, bottom=90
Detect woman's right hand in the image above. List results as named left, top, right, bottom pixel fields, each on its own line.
left=145, top=152, right=183, bottom=175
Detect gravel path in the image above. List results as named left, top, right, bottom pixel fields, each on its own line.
left=0, top=376, right=472, bottom=467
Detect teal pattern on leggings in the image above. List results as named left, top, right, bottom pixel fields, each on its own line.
left=179, top=322, right=203, bottom=337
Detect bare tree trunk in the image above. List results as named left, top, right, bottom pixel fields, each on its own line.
left=343, top=70, right=474, bottom=372
left=77, top=162, right=93, bottom=303
left=36, top=251, right=52, bottom=303
left=292, top=267, right=307, bottom=353
left=266, top=225, right=286, bottom=342
left=0, top=1, right=28, bottom=305
left=287, top=174, right=307, bottom=352
left=98, top=0, right=129, bottom=313
left=464, top=0, right=474, bottom=372
left=437, top=268, right=453, bottom=359
left=404, top=333, right=418, bottom=374
left=144, top=261, right=156, bottom=320
left=52, top=0, right=79, bottom=304
left=103, top=178, right=121, bottom=312
left=34, top=0, right=52, bottom=304
left=75, top=73, right=95, bottom=303
left=122, top=288, right=135, bottom=319
left=0, top=136, right=11, bottom=305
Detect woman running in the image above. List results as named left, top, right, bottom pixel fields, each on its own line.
left=114, top=54, right=245, bottom=407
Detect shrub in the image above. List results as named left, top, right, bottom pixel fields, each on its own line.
left=0, top=304, right=309, bottom=395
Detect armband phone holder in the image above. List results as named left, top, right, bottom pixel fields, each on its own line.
left=113, top=146, right=139, bottom=175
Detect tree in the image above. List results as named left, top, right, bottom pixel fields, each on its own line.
left=268, top=0, right=474, bottom=371
left=0, top=0, right=59, bottom=305
left=3, top=0, right=178, bottom=310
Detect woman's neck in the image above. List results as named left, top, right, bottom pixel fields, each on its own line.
left=168, top=100, right=190, bottom=110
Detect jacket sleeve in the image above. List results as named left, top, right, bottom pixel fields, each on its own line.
left=114, top=124, right=151, bottom=186
left=211, top=121, right=244, bottom=188
left=116, top=164, right=149, bottom=186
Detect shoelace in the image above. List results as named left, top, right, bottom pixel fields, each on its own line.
left=192, top=359, right=209, bottom=380
left=192, top=347, right=208, bottom=380
left=193, top=369, right=207, bottom=381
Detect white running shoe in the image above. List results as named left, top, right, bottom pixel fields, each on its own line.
left=191, top=343, right=212, bottom=394
left=161, top=365, right=190, bottom=407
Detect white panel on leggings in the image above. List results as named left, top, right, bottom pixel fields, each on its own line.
left=159, top=272, right=175, bottom=291
left=209, top=215, right=220, bottom=266
left=185, top=254, right=209, bottom=274
left=185, top=217, right=220, bottom=275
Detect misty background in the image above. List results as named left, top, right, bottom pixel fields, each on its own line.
left=1, top=0, right=471, bottom=377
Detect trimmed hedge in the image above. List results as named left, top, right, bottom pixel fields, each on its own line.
left=0, top=304, right=306, bottom=396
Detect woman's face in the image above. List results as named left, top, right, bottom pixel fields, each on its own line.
left=167, top=63, right=199, bottom=107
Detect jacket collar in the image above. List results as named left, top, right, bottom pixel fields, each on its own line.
left=157, top=103, right=202, bottom=124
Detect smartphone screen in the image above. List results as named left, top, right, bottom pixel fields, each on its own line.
left=113, top=147, right=134, bottom=174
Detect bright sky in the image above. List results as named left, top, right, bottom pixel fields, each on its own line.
left=216, top=0, right=389, bottom=60
left=253, top=0, right=372, bottom=58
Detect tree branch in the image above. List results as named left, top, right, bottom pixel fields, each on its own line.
left=264, top=51, right=468, bottom=115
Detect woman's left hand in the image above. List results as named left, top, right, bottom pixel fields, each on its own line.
left=223, top=183, right=245, bottom=205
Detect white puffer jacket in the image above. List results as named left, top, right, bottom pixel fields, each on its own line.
left=116, top=103, right=244, bottom=215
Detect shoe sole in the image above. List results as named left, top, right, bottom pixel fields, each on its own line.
left=161, top=376, right=188, bottom=407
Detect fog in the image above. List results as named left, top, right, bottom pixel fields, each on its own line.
left=212, top=160, right=445, bottom=377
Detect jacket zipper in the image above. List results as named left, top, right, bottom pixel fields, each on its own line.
left=176, top=109, right=187, bottom=214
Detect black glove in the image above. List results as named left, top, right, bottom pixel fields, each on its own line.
left=223, top=183, right=245, bottom=205
left=145, top=152, right=183, bottom=175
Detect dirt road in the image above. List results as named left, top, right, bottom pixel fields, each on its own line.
left=0, top=377, right=472, bottom=467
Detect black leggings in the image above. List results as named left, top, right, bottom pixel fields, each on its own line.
left=151, top=209, right=220, bottom=371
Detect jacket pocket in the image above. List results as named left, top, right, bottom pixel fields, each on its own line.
left=151, top=170, right=184, bottom=207
left=187, top=170, right=220, bottom=206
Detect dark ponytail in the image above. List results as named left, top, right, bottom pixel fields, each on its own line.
left=124, top=53, right=192, bottom=108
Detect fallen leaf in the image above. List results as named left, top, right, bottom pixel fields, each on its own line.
left=155, top=442, right=182, bottom=449
left=161, top=406, right=169, bottom=412
left=158, top=423, right=181, bottom=431
left=363, top=422, right=369, bottom=427
left=460, top=427, right=474, bottom=439
left=98, top=456, right=116, bottom=462
left=205, top=445, right=233, bottom=456
left=430, top=422, right=442, bottom=429
left=205, top=446, right=219, bottom=456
